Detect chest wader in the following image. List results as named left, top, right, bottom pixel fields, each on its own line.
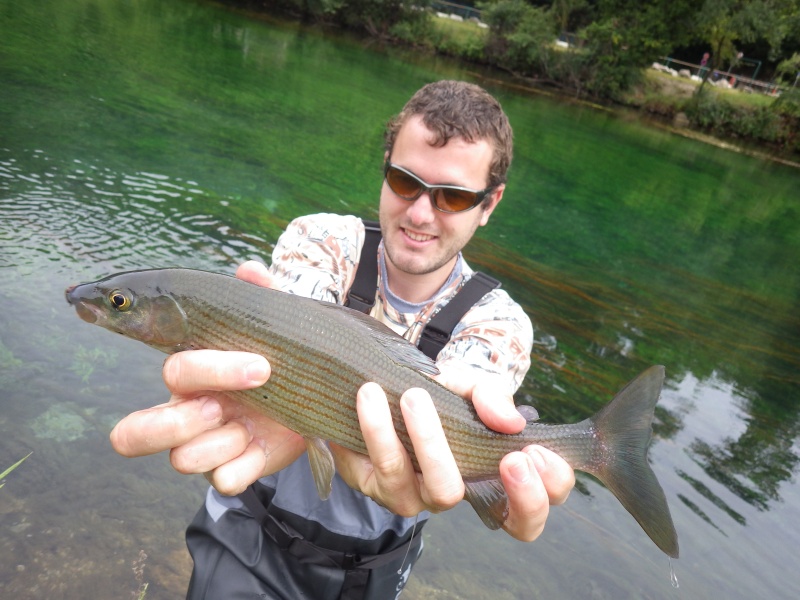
left=239, top=220, right=500, bottom=600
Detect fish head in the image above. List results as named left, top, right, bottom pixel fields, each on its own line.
left=65, top=270, right=191, bottom=353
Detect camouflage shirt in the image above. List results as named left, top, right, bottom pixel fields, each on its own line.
left=268, top=213, right=533, bottom=394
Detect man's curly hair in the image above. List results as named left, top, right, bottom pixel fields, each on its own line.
left=384, top=80, right=513, bottom=190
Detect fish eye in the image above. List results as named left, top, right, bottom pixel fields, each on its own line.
left=108, top=290, right=132, bottom=311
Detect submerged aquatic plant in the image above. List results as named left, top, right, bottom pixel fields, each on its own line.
left=0, top=452, right=32, bottom=489
left=131, top=549, right=149, bottom=600
left=70, top=344, right=119, bottom=383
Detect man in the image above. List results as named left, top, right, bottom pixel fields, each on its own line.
left=110, top=81, right=574, bottom=599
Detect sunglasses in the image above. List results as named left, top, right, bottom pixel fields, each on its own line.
left=383, top=163, right=495, bottom=213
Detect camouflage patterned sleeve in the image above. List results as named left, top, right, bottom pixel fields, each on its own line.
left=436, top=289, right=533, bottom=395
left=267, top=214, right=365, bottom=304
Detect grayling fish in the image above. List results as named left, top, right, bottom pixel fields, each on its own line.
left=65, top=268, right=679, bottom=557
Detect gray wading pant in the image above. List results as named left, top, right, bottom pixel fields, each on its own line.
left=186, top=485, right=423, bottom=600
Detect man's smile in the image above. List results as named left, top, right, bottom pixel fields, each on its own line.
left=402, top=228, right=437, bottom=243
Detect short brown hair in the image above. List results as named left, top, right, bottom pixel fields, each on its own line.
left=384, top=80, right=513, bottom=188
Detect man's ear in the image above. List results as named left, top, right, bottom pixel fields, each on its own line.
left=479, top=184, right=504, bottom=226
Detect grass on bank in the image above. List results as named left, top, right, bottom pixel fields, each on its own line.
left=426, top=12, right=487, bottom=59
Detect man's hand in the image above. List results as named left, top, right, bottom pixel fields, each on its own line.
left=331, top=369, right=575, bottom=542
left=109, top=348, right=307, bottom=495
left=110, top=260, right=308, bottom=496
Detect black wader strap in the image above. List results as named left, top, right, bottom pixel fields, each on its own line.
left=239, top=485, right=419, bottom=600
left=344, top=219, right=501, bottom=360
left=417, top=271, right=501, bottom=360
left=344, top=220, right=381, bottom=314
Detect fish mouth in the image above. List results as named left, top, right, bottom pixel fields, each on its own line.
left=65, top=285, right=101, bottom=324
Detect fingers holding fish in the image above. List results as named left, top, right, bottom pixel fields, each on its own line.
left=205, top=415, right=308, bottom=497
left=202, top=438, right=270, bottom=496
left=434, top=365, right=526, bottom=434
left=235, top=259, right=276, bottom=288
left=162, top=350, right=271, bottom=395
left=109, top=396, right=227, bottom=457
left=498, top=450, right=548, bottom=541
left=498, top=447, right=574, bottom=542
left=470, top=378, right=527, bottom=434
left=399, top=388, right=465, bottom=511
left=527, top=446, right=574, bottom=506
left=169, top=417, right=256, bottom=474
left=332, top=382, right=422, bottom=516
left=333, top=382, right=462, bottom=517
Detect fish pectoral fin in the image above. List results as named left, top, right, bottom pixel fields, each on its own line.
left=305, top=437, right=335, bottom=500
left=463, top=478, right=509, bottom=530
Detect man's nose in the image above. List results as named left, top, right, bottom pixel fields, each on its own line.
left=406, top=191, right=436, bottom=224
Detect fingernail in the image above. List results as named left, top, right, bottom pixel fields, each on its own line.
left=360, top=382, right=379, bottom=402
left=402, top=388, right=429, bottom=415
left=244, top=417, right=255, bottom=436
left=245, top=358, right=269, bottom=385
left=525, top=447, right=546, bottom=471
left=507, top=453, right=532, bottom=484
left=201, top=398, right=222, bottom=421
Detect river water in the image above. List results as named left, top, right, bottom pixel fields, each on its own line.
left=1, top=1, right=799, bottom=598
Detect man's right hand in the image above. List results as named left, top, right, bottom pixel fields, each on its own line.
left=109, top=261, right=308, bottom=496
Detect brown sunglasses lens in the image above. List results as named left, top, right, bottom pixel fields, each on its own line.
left=434, top=188, right=477, bottom=212
left=386, top=168, right=421, bottom=198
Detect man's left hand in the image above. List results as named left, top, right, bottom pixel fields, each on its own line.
left=331, top=372, right=574, bottom=541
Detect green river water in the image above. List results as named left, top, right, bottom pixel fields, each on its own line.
left=1, top=1, right=799, bottom=598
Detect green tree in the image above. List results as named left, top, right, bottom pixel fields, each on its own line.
left=482, top=0, right=557, bottom=78
left=335, top=0, right=430, bottom=38
left=693, top=0, right=793, bottom=92
left=551, top=0, right=589, bottom=33
left=776, top=52, right=800, bottom=86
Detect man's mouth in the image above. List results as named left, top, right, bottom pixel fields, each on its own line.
left=403, top=228, right=436, bottom=243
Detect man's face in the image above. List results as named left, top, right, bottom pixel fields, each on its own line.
left=379, top=115, right=504, bottom=282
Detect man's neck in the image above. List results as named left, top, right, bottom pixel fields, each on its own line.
left=383, top=254, right=459, bottom=305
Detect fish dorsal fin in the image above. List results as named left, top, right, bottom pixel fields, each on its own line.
left=463, top=478, right=509, bottom=530
left=305, top=437, right=335, bottom=500
left=317, top=301, right=440, bottom=377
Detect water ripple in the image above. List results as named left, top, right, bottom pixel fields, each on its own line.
left=0, top=149, right=269, bottom=277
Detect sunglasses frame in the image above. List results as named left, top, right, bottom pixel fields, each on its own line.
left=383, top=162, right=495, bottom=213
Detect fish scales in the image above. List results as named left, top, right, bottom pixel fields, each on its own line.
left=191, top=280, right=373, bottom=451
left=186, top=270, right=507, bottom=473
left=65, top=268, right=679, bottom=558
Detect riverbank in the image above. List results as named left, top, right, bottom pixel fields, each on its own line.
left=217, top=1, right=799, bottom=165
left=425, top=11, right=800, bottom=165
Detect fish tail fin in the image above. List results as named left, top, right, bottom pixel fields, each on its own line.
left=587, top=365, right=679, bottom=558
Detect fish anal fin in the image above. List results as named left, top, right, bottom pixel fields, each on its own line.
left=463, top=478, right=509, bottom=530
left=305, top=437, right=335, bottom=500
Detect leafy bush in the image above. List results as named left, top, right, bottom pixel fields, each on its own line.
left=336, top=0, right=429, bottom=38
left=580, top=20, right=645, bottom=100
left=684, top=88, right=799, bottom=152
left=482, top=0, right=556, bottom=76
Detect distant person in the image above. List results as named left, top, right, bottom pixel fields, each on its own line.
left=699, top=52, right=710, bottom=79
left=109, top=80, right=575, bottom=600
